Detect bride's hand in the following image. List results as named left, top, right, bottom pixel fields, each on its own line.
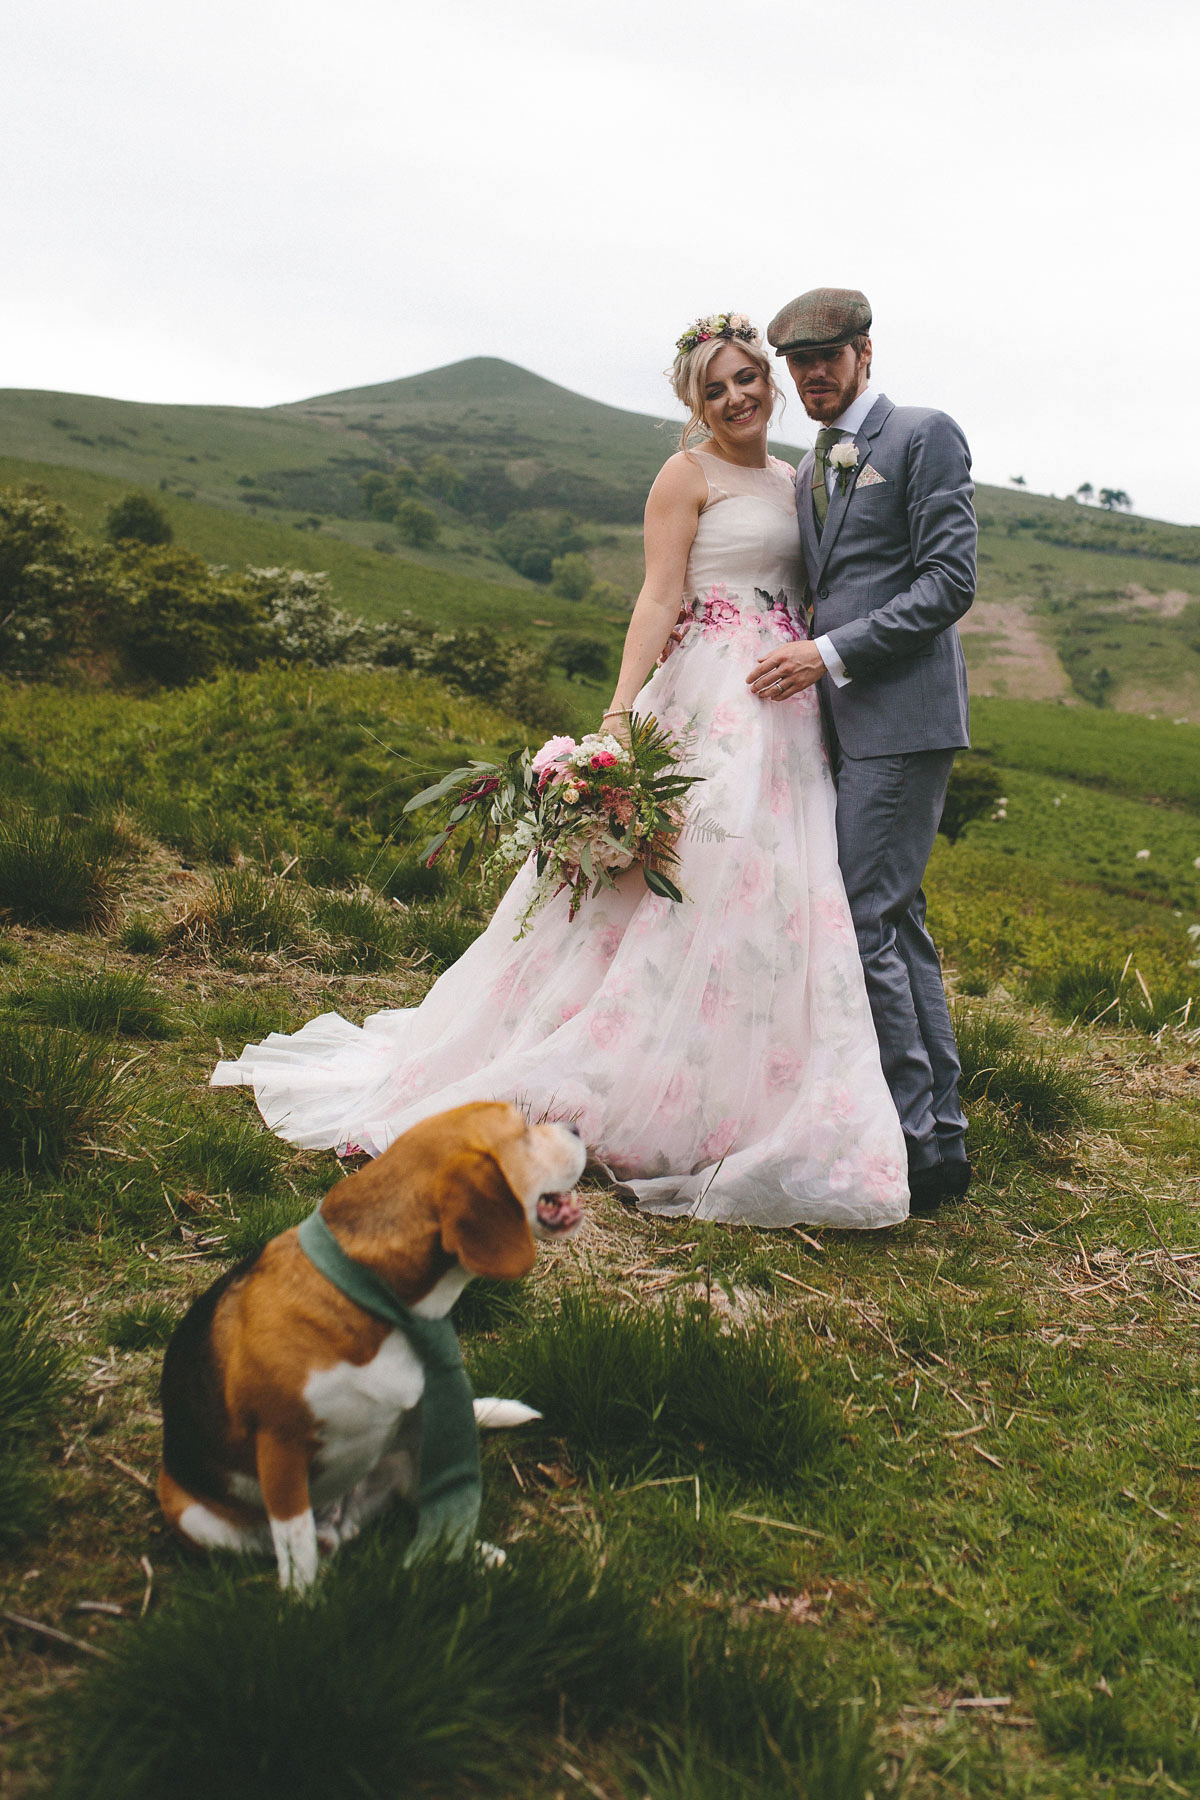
left=601, top=707, right=632, bottom=746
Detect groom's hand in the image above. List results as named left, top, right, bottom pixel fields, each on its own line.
left=747, top=641, right=827, bottom=699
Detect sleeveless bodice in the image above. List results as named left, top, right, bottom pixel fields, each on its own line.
left=662, top=452, right=807, bottom=660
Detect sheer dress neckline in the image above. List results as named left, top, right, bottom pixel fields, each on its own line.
left=692, top=450, right=797, bottom=514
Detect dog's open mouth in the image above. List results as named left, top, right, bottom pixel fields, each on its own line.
left=536, top=1190, right=584, bottom=1234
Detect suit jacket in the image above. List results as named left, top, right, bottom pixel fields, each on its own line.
left=796, top=393, right=975, bottom=758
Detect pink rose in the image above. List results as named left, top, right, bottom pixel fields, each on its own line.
left=596, top=924, right=622, bottom=960
left=709, top=702, right=742, bottom=738
left=590, top=751, right=618, bottom=770
left=590, top=1008, right=630, bottom=1049
left=766, top=1047, right=805, bottom=1090
left=737, top=857, right=769, bottom=910
left=698, top=1118, right=738, bottom=1164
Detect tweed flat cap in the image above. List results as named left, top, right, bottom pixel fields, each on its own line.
left=767, top=288, right=872, bottom=357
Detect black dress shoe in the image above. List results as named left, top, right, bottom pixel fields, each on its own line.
left=939, top=1157, right=973, bottom=1201
left=907, top=1162, right=948, bottom=1214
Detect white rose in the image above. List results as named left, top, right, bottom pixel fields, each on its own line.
left=829, top=442, right=860, bottom=470
left=563, top=785, right=580, bottom=805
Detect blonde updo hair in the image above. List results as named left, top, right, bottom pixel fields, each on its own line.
left=669, top=322, right=781, bottom=453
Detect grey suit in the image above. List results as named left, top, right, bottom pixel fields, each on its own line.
left=796, top=393, right=975, bottom=1171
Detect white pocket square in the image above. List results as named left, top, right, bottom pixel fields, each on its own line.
left=855, top=464, right=886, bottom=487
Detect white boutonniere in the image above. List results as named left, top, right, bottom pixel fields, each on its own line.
left=829, top=440, right=860, bottom=492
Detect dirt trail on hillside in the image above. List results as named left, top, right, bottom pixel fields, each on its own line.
left=957, top=596, right=1073, bottom=701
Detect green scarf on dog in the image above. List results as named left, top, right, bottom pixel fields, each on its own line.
left=297, top=1208, right=481, bottom=1565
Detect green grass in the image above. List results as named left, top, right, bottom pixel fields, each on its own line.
left=0, top=1298, right=72, bottom=1547
left=5, top=678, right=1200, bottom=1795
left=468, top=1292, right=843, bottom=1489
left=51, top=1536, right=872, bottom=1800
left=0, top=809, right=136, bottom=929
left=0, top=1021, right=128, bottom=1174
left=972, top=696, right=1200, bottom=811
left=104, top=1299, right=181, bottom=1351
left=5, top=969, right=175, bottom=1038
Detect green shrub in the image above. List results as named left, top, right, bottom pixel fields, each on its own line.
left=8, top=970, right=174, bottom=1038
left=468, top=1292, right=842, bottom=1488
left=549, top=551, right=596, bottom=600
left=104, top=491, right=173, bottom=547
left=106, top=545, right=270, bottom=686
left=0, top=1023, right=125, bottom=1174
left=395, top=499, right=440, bottom=548
left=0, top=486, right=114, bottom=675
left=106, top=1299, right=180, bottom=1351
left=939, top=752, right=1004, bottom=842
left=0, top=810, right=136, bottom=928
left=309, top=891, right=402, bottom=971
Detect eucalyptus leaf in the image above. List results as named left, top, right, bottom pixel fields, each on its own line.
left=403, top=767, right=476, bottom=814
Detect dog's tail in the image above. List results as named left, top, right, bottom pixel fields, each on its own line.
left=472, top=1397, right=542, bottom=1429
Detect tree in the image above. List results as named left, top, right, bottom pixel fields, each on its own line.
left=1009, top=475, right=1027, bottom=488
left=105, top=545, right=271, bottom=684
left=938, top=754, right=1004, bottom=842
left=1076, top=482, right=1094, bottom=503
left=548, top=632, right=611, bottom=683
left=550, top=552, right=596, bottom=601
left=0, top=486, right=114, bottom=674
left=395, top=500, right=440, bottom=548
left=419, top=454, right=463, bottom=505
left=1098, top=488, right=1132, bottom=511
left=104, top=490, right=173, bottom=547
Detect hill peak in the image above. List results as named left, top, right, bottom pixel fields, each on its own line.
left=283, top=357, right=595, bottom=412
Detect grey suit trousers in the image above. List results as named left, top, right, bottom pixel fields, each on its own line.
left=828, top=740, right=967, bottom=1170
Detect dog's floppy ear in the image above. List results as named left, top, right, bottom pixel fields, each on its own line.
left=439, top=1150, right=536, bottom=1280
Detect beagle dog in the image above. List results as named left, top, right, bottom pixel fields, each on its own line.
left=157, top=1102, right=585, bottom=1590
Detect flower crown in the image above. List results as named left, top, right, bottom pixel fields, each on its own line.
left=675, top=312, right=759, bottom=357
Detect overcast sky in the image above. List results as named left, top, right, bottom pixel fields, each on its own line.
left=3, top=0, right=1197, bottom=524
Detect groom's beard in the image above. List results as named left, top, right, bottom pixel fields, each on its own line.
left=796, top=356, right=868, bottom=424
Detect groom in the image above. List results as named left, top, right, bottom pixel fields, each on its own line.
left=748, top=287, right=975, bottom=1210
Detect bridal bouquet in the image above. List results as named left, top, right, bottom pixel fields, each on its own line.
left=403, top=713, right=702, bottom=930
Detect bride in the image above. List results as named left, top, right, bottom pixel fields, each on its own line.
left=213, top=314, right=909, bottom=1228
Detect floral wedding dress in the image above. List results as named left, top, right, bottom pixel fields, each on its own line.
left=213, top=453, right=908, bottom=1228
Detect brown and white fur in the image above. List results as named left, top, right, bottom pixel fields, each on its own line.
left=157, top=1102, right=585, bottom=1590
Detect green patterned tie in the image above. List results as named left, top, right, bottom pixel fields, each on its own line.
left=811, top=427, right=843, bottom=537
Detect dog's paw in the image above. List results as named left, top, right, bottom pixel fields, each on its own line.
left=475, top=1540, right=507, bottom=1570
left=473, top=1397, right=543, bottom=1429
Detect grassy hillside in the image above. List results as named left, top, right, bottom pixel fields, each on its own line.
left=1, top=678, right=1199, bottom=1797
left=4, top=359, right=1200, bottom=716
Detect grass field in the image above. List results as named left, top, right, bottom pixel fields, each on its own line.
left=1, top=667, right=1199, bottom=1797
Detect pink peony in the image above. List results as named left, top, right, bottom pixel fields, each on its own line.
left=709, top=702, right=742, bottom=738
left=560, top=1002, right=582, bottom=1022
left=596, top=924, right=622, bottom=960
left=700, top=586, right=742, bottom=639
left=533, top=734, right=576, bottom=773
